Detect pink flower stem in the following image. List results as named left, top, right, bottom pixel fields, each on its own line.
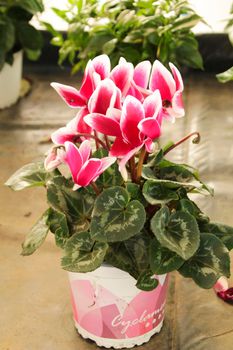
left=104, top=135, right=111, bottom=151
left=129, top=156, right=136, bottom=182
left=164, top=132, right=201, bottom=156
left=91, top=182, right=100, bottom=196
left=136, top=146, right=147, bottom=183
left=73, top=133, right=107, bottom=150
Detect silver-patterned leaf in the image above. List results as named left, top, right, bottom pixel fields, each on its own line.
left=143, top=181, right=179, bottom=204
left=21, top=209, right=50, bottom=255
left=179, top=233, right=231, bottom=288
left=91, top=186, right=146, bottom=242
left=62, top=231, right=108, bottom=273
left=151, top=206, right=200, bottom=260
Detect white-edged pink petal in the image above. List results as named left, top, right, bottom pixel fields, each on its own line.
left=170, top=91, right=185, bottom=118
left=84, top=113, right=121, bottom=137
left=110, top=61, right=134, bottom=96
left=214, top=277, right=229, bottom=293
left=120, top=95, right=145, bottom=146
left=169, top=62, right=184, bottom=91
left=76, top=159, right=102, bottom=186
left=51, top=126, right=76, bottom=145
left=109, top=137, right=134, bottom=158
left=144, top=138, right=155, bottom=153
left=134, top=61, right=151, bottom=89
left=138, top=117, right=161, bottom=140
left=118, top=145, right=143, bottom=181
left=92, top=157, right=117, bottom=181
left=79, top=140, right=91, bottom=164
left=51, top=82, right=86, bottom=108
left=79, top=60, right=95, bottom=100
left=106, top=107, right=122, bottom=122
left=64, top=141, right=83, bottom=181
left=92, top=54, right=111, bottom=80
left=44, top=147, right=65, bottom=171
left=149, top=60, right=176, bottom=100
left=143, top=90, right=162, bottom=119
left=88, top=78, right=118, bottom=115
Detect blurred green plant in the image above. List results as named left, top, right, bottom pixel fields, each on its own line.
left=43, top=0, right=204, bottom=74
left=216, top=3, right=233, bottom=83
left=0, top=0, right=44, bottom=71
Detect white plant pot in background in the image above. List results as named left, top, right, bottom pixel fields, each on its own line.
left=69, top=266, right=168, bottom=349
left=0, top=50, right=23, bottom=109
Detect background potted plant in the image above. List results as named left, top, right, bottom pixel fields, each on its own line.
left=0, top=0, right=44, bottom=109
left=44, top=0, right=204, bottom=74
left=6, top=54, right=233, bottom=348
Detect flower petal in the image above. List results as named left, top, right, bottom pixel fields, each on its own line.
left=73, top=107, right=92, bottom=134
left=214, top=277, right=229, bottom=293
left=88, top=78, right=118, bottom=115
left=79, top=60, right=95, bottom=100
left=118, top=145, right=143, bottom=181
left=169, top=62, right=184, bottom=91
left=79, top=140, right=91, bottom=164
left=64, top=141, right=83, bottom=181
left=120, top=96, right=145, bottom=146
left=51, top=82, right=86, bottom=108
left=44, top=147, right=65, bottom=171
left=84, top=113, right=121, bottom=137
left=106, top=107, right=122, bottom=122
left=110, top=137, right=133, bottom=157
left=92, top=156, right=117, bottom=181
left=138, top=118, right=161, bottom=140
left=110, top=61, right=134, bottom=96
left=170, top=91, right=185, bottom=118
left=51, top=126, right=76, bottom=145
left=134, top=61, right=151, bottom=89
left=143, top=90, right=162, bottom=119
left=149, top=60, right=176, bottom=100
left=76, top=159, right=101, bottom=187
left=92, top=54, right=111, bottom=80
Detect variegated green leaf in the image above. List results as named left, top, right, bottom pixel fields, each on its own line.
left=179, top=233, right=231, bottom=288
left=151, top=206, right=200, bottom=260
left=136, top=271, right=158, bottom=291
left=47, top=208, right=70, bottom=248
left=62, top=231, right=108, bottom=273
left=149, top=238, right=184, bottom=274
left=5, top=162, right=49, bottom=191
left=143, top=181, right=179, bottom=204
left=91, top=186, right=146, bottom=242
left=21, top=209, right=50, bottom=256
left=200, top=222, right=233, bottom=251
left=47, top=176, right=94, bottom=224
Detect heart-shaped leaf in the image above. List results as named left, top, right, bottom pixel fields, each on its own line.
left=151, top=206, right=200, bottom=260
left=62, top=231, right=108, bottom=273
left=91, top=186, right=146, bottom=242
left=199, top=222, right=233, bottom=251
left=143, top=181, right=179, bottom=204
left=47, top=208, right=70, bottom=248
left=179, top=233, right=231, bottom=288
left=149, top=238, right=184, bottom=274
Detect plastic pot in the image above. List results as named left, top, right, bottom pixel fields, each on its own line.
left=68, top=266, right=168, bottom=349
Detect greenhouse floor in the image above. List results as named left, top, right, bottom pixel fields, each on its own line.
left=0, top=68, right=233, bottom=350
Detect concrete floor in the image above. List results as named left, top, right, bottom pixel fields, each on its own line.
left=0, top=69, right=233, bottom=350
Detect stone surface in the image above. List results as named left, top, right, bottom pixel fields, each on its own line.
left=0, top=69, right=233, bottom=350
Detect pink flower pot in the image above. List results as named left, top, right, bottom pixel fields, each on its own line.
left=68, top=266, right=168, bottom=348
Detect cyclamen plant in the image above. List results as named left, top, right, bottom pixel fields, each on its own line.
left=6, top=55, right=233, bottom=293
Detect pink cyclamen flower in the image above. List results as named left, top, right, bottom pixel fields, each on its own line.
left=64, top=140, right=116, bottom=189
left=128, top=60, right=184, bottom=121
left=85, top=92, right=162, bottom=180
left=51, top=54, right=111, bottom=108
left=44, top=147, right=66, bottom=171
left=213, top=277, right=233, bottom=305
left=51, top=107, right=91, bottom=145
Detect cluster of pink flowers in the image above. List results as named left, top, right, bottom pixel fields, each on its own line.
left=45, top=54, right=184, bottom=188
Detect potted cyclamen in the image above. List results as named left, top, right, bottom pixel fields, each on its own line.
left=6, top=55, right=233, bottom=348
